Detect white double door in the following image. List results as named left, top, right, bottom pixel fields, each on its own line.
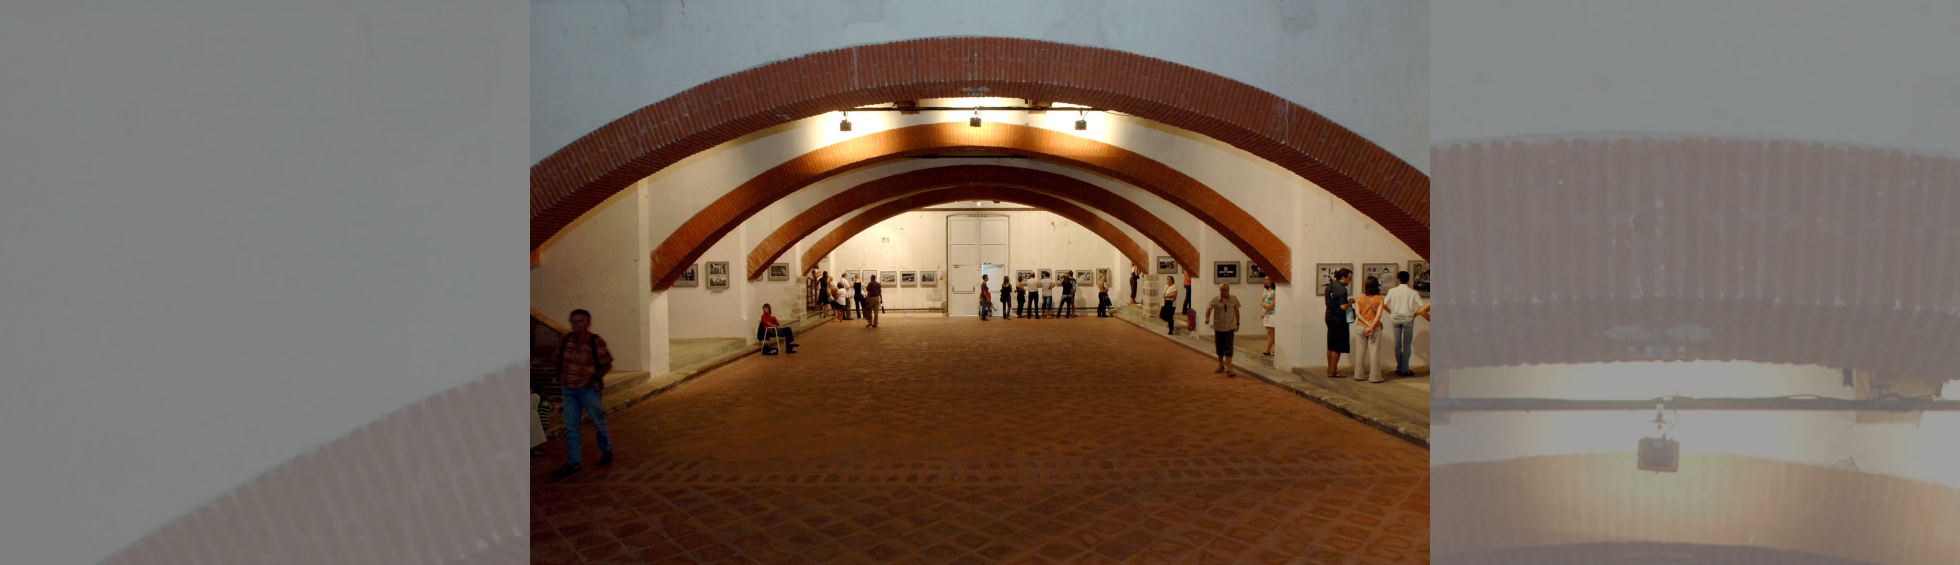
left=947, top=214, right=1009, bottom=317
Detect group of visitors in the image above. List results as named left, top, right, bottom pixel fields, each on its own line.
left=811, top=270, right=886, bottom=325
left=1324, top=268, right=1428, bottom=383
left=989, top=271, right=1110, bottom=320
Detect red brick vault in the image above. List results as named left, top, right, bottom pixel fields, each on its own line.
left=642, top=122, right=1290, bottom=291
left=531, top=36, right=1429, bottom=264
left=1432, top=137, right=1960, bottom=374
left=795, top=185, right=1153, bottom=277
left=746, top=165, right=1198, bottom=281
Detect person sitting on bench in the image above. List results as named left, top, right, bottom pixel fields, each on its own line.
left=758, top=303, right=798, bottom=354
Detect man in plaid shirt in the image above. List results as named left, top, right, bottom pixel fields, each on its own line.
left=550, top=309, right=616, bottom=479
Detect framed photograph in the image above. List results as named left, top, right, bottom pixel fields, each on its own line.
left=844, top=270, right=859, bottom=282
left=899, top=271, right=918, bottom=286
left=1038, top=268, right=1053, bottom=280
left=1363, top=263, right=1399, bottom=291
left=1155, top=256, right=1178, bottom=275
left=1244, top=262, right=1267, bottom=286
left=1315, top=263, right=1354, bottom=297
left=1410, top=260, right=1430, bottom=298
left=879, top=271, right=897, bottom=285
left=706, top=261, right=731, bottom=290
left=860, top=270, right=877, bottom=283
left=919, top=271, right=938, bottom=285
left=1074, top=270, right=1093, bottom=284
left=674, top=263, right=699, bottom=287
left=1096, top=268, right=1111, bottom=285
left=1213, top=261, right=1241, bottom=284
left=1016, top=270, right=1034, bottom=283
left=768, top=263, right=791, bottom=282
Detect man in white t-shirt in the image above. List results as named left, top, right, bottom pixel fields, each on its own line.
left=1037, top=273, right=1055, bottom=318
left=1384, top=270, right=1426, bottom=376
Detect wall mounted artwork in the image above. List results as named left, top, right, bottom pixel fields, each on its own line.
left=674, top=264, right=699, bottom=287
left=1213, top=261, right=1240, bottom=284
left=706, top=261, right=730, bottom=290
left=1315, top=263, right=1354, bottom=297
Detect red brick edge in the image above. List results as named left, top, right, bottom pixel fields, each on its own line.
left=1432, top=136, right=1960, bottom=373
left=798, top=186, right=1151, bottom=277
left=99, top=364, right=531, bottom=565
left=646, top=122, right=1290, bottom=291
left=1434, top=454, right=1960, bottom=565
left=532, top=36, right=1427, bottom=257
left=747, top=165, right=1198, bottom=282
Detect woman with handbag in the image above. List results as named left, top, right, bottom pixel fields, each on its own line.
left=1160, top=276, right=1180, bottom=334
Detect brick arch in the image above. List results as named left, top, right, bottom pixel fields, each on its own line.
left=798, top=186, right=1150, bottom=277
left=1434, top=454, right=1960, bottom=565
left=747, top=165, right=1197, bottom=281
left=1434, top=137, right=1960, bottom=374
left=644, top=122, right=1292, bottom=291
left=532, top=36, right=1428, bottom=258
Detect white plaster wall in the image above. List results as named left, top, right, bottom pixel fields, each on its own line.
left=1433, top=362, right=1960, bottom=490
left=533, top=0, right=1429, bottom=170
left=530, top=187, right=649, bottom=373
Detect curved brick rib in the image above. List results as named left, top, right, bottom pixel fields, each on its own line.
left=533, top=37, right=1428, bottom=259
left=798, top=186, right=1150, bottom=277
left=747, top=166, right=1198, bottom=282
left=98, top=364, right=531, bottom=565
left=1433, top=136, right=1960, bottom=373
left=1434, top=454, right=1960, bottom=565
left=647, top=122, right=1291, bottom=291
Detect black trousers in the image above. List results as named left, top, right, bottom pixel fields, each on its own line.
left=1061, top=295, right=1075, bottom=317
left=1001, top=293, right=1012, bottom=318
left=1097, top=292, right=1110, bottom=317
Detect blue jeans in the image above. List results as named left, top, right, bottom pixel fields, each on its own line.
left=560, top=386, right=611, bottom=463
left=1393, top=321, right=1416, bottom=372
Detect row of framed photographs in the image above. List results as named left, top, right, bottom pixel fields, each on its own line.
left=1011, top=268, right=1107, bottom=285
left=839, top=270, right=937, bottom=286
left=1155, top=256, right=1430, bottom=298
left=674, top=261, right=796, bottom=290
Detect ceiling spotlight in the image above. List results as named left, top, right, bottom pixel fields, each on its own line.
left=969, top=108, right=982, bottom=127
left=839, top=111, right=852, bottom=132
left=1074, top=110, right=1087, bottom=131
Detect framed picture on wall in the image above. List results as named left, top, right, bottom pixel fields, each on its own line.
left=1155, top=256, right=1178, bottom=275
left=1244, top=262, right=1267, bottom=286
left=1363, top=263, right=1399, bottom=291
left=919, top=271, right=938, bottom=285
left=1213, top=261, right=1240, bottom=284
left=1410, top=260, right=1430, bottom=298
left=899, top=271, right=918, bottom=286
left=1074, top=270, right=1094, bottom=285
left=768, top=263, right=791, bottom=281
left=1096, top=268, right=1111, bottom=285
left=844, top=270, right=859, bottom=282
left=706, top=261, right=731, bottom=290
left=1315, top=263, right=1354, bottom=297
left=1016, top=270, right=1034, bottom=283
left=880, top=271, right=897, bottom=285
left=674, top=264, right=699, bottom=287
left=859, top=270, right=876, bottom=283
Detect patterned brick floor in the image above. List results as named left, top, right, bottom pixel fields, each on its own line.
left=532, top=317, right=1428, bottom=564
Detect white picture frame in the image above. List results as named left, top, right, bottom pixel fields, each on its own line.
left=706, top=261, right=730, bottom=290
left=1213, top=261, right=1241, bottom=284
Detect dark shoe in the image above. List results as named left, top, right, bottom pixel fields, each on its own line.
left=1226, top=371, right=1237, bottom=378
left=550, top=463, right=581, bottom=479
left=599, top=450, right=613, bottom=466
left=530, top=447, right=546, bottom=458
left=1215, top=366, right=1225, bottom=373
left=786, top=346, right=798, bottom=354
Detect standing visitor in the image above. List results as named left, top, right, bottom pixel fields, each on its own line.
left=549, top=309, right=615, bottom=479
left=1015, top=281, right=1028, bottom=319
left=863, top=274, right=882, bottom=328
left=1000, top=276, right=1014, bottom=319
left=979, top=274, right=993, bottom=320
left=1204, top=283, right=1243, bottom=377
left=1352, top=277, right=1386, bottom=383
left=1160, top=276, right=1180, bottom=335
left=1059, top=274, right=1077, bottom=318
left=1324, top=269, right=1354, bottom=379
left=1181, top=269, right=1195, bottom=331
left=1037, top=272, right=1054, bottom=319
left=853, top=275, right=867, bottom=320
left=1096, top=275, right=1111, bottom=317
left=1129, top=265, right=1142, bottom=305
left=1260, top=280, right=1277, bottom=356
left=1385, top=271, right=1426, bottom=376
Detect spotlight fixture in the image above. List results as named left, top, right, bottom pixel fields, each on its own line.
left=1074, top=110, right=1087, bottom=131
left=839, top=111, right=852, bottom=132
left=969, top=108, right=982, bottom=127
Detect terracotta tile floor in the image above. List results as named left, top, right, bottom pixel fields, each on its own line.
left=532, top=317, right=1429, bottom=564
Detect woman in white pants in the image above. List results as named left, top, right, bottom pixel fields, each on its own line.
left=1260, top=280, right=1277, bottom=356
left=1351, top=277, right=1388, bottom=383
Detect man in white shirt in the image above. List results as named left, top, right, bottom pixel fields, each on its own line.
left=1037, top=272, right=1055, bottom=318
left=1384, top=270, right=1426, bottom=376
